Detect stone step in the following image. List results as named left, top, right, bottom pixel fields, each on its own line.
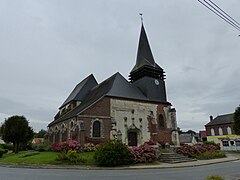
left=159, top=153, right=196, bottom=164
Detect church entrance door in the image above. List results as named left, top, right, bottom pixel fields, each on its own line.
left=128, top=131, right=137, bottom=146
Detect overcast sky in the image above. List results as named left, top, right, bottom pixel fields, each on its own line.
left=0, top=0, right=239, bottom=132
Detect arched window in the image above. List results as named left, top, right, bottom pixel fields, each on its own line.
left=159, top=114, right=165, bottom=128
left=218, top=127, right=223, bottom=135
left=70, top=121, right=74, bottom=129
left=93, top=121, right=101, bottom=137
left=227, top=127, right=232, bottom=135
left=211, top=128, right=215, bottom=136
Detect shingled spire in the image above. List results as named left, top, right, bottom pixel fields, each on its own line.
left=129, top=23, right=167, bottom=102
left=129, top=23, right=165, bottom=82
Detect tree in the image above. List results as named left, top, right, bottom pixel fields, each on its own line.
left=34, top=129, right=47, bottom=138
left=233, top=105, right=240, bottom=135
left=0, top=115, right=34, bottom=153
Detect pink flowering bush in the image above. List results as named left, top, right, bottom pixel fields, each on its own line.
left=52, top=140, right=88, bottom=164
left=177, top=144, right=221, bottom=158
left=51, top=140, right=82, bottom=153
left=130, top=142, right=158, bottom=163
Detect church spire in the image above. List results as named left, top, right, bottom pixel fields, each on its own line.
left=129, top=21, right=167, bottom=102
left=129, top=23, right=164, bottom=82
left=135, top=23, right=155, bottom=68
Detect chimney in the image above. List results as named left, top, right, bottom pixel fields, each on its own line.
left=210, top=115, right=213, bottom=122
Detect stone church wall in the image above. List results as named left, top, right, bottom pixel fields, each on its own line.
left=110, top=98, right=177, bottom=146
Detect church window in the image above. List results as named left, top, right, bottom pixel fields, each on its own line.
left=211, top=128, right=215, bottom=136
left=218, top=127, right=223, bottom=135
left=158, top=114, right=164, bottom=128
left=80, top=122, right=85, bottom=131
left=93, top=121, right=101, bottom=137
left=70, top=121, right=74, bottom=129
left=227, top=127, right=232, bottom=135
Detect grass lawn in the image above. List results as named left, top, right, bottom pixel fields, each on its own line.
left=0, top=151, right=95, bottom=165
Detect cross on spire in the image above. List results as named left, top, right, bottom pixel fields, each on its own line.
left=139, top=13, right=143, bottom=23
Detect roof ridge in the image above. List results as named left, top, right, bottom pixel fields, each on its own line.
left=59, top=74, right=98, bottom=108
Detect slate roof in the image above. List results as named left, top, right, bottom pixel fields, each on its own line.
left=130, top=24, right=162, bottom=74
left=60, top=74, right=98, bottom=108
left=49, top=72, right=157, bottom=126
left=205, top=113, right=234, bottom=126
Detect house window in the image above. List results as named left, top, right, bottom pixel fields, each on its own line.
left=158, top=114, right=164, bottom=128
left=227, top=127, right=232, bottom=135
left=93, top=121, right=101, bottom=137
left=222, top=140, right=229, bottom=146
left=236, top=141, right=240, bottom=146
left=218, top=128, right=223, bottom=135
left=211, top=128, right=215, bottom=136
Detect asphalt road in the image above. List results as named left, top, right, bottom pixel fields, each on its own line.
left=0, top=160, right=240, bottom=180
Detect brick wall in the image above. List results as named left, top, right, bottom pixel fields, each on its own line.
left=158, top=104, right=173, bottom=144
left=79, top=97, right=112, bottom=145
left=206, top=123, right=234, bottom=136
left=81, top=97, right=110, bottom=116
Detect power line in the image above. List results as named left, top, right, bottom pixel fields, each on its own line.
left=198, top=0, right=240, bottom=32
left=208, top=0, right=240, bottom=27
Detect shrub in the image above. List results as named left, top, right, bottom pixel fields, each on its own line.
left=56, top=150, right=86, bottom=164
left=52, top=140, right=82, bottom=153
left=130, top=142, right=158, bottom=163
left=203, top=141, right=220, bottom=149
left=177, top=144, right=220, bottom=158
left=94, top=140, right=135, bottom=167
left=0, top=143, right=13, bottom=151
left=32, top=141, right=51, bottom=152
left=206, top=175, right=225, bottom=180
left=0, top=148, right=5, bottom=158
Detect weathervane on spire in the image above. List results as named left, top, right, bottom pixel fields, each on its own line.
left=139, top=13, right=143, bottom=23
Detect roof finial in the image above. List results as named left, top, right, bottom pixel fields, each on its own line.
left=139, top=13, right=143, bottom=23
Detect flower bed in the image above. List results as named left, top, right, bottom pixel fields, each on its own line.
left=51, top=140, right=82, bottom=153
left=130, top=142, right=159, bottom=163
left=177, top=144, right=223, bottom=159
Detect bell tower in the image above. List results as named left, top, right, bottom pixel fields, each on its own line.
left=129, top=23, right=167, bottom=102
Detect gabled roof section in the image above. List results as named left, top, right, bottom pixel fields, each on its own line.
left=130, top=23, right=162, bottom=74
left=49, top=72, right=149, bottom=126
left=106, top=72, right=148, bottom=100
left=205, top=113, right=234, bottom=126
left=60, top=74, right=98, bottom=108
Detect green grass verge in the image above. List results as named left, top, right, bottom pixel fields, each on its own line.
left=0, top=151, right=95, bottom=165
left=195, top=151, right=226, bottom=160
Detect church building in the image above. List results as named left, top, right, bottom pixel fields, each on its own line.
left=48, top=23, right=179, bottom=146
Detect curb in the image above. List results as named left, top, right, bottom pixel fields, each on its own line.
left=0, top=156, right=238, bottom=170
